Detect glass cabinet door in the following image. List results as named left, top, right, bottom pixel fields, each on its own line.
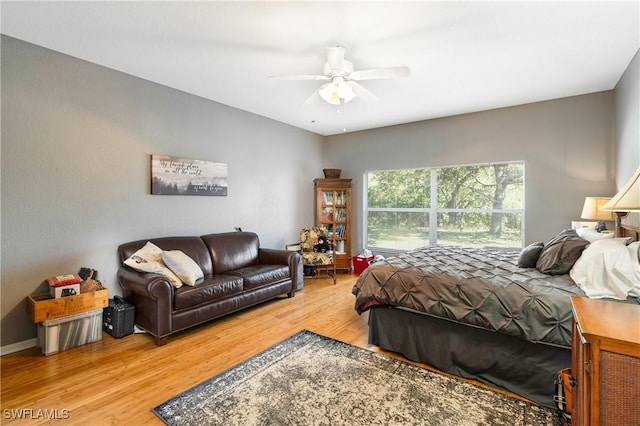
left=314, top=179, right=352, bottom=271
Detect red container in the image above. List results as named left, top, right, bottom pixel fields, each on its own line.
left=353, top=256, right=374, bottom=275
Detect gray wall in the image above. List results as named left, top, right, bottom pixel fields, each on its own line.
left=2, top=35, right=637, bottom=350
left=614, top=49, right=640, bottom=228
left=324, top=93, right=618, bottom=253
left=1, top=36, right=323, bottom=348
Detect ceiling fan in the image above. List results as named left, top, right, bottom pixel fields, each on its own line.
left=269, top=46, right=410, bottom=105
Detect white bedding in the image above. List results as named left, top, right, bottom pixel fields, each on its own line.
left=570, top=239, right=640, bottom=299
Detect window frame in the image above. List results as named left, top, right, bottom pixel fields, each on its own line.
left=364, top=161, right=525, bottom=251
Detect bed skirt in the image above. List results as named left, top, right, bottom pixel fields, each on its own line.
left=368, top=306, right=570, bottom=408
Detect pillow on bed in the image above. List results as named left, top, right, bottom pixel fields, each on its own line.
left=632, top=242, right=640, bottom=298
left=576, top=228, right=615, bottom=242
left=536, top=229, right=589, bottom=275
left=570, top=239, right=640, bottom=300
left=517, top=242, right=544, bottom=268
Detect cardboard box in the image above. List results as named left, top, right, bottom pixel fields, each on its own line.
left=49, top=283, right=80, bottom=299
left=27, top=289, right=108, bottom=323
left=353, top=255, right=374, bottom=275
left=37, top=309, right=103, bottom=355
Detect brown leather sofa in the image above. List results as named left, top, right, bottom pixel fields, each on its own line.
left=117, top=231, right=303, bottom=345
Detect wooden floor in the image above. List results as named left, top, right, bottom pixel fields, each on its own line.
left=1, top=274, right=521, bottom=425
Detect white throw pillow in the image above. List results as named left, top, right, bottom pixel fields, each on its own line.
left=124, top=241, right=183, bottom=288
left=627, top=242, right=640, bottom=298
left=576, top=228, right=614, bottom=242
left=162, top=250, right=204, bottom=286
left=570, top=239, right=640, bottom=300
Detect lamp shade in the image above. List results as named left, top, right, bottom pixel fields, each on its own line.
left=318, top=77, right=357, bottom=105
left=581, top=197, right=615, bottom=221
left=601, top=166, right=640, bottom=212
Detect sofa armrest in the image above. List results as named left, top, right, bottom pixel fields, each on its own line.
left=259, top=248, right=303, bottom=294
left=118, top=268, right=173, bottom=300
left=117, top=267, right=174, bottom=341
left=259, top=247, right=294, bottom=265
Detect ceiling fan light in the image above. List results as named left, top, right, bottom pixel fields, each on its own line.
left=319, top=78, right=357, bottom=105
left=318, top=83, right=337, bottom=104
left=319, top=87, right=341, bottom=105
left=339, top=81, right=357, bottom=103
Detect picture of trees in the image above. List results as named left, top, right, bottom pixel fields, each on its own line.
left=151, top=155, right=228, bottom=196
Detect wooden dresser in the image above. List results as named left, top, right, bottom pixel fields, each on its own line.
left=571, top=296, right=640, bottom=425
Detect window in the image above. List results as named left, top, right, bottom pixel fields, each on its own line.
left=366, top=162, right=524, bottom=250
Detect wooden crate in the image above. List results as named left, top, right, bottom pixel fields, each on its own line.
left=27, top=289, right=108, bottom=323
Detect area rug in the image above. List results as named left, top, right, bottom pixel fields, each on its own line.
left=153, top=330, right=562, bottom=426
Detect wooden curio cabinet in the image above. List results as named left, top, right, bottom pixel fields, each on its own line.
left=314, top=178, right=352, bottom=272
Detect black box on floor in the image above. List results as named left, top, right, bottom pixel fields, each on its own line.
left=103, top=296, right=135, bottom=338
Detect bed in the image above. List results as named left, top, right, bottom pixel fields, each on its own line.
left=352, top=223, right=640, bottom=408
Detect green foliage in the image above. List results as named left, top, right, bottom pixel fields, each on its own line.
left=368, top=169, right=431, bottom=208
left=366, top=163, right=524, bottom=248
left=367, top=211, right=429, bottom=249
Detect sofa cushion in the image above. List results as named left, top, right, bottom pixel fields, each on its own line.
left=162, top=250, right=204, bottom=286
left=123, top=242, right=183, bottom=288
left=173, top=275, right=243, bottom=311
left=226, top=265, right=291, bottom=291
left=201, top=232, right=260, bottom=274
left=119, top=237, right=213, bottom=277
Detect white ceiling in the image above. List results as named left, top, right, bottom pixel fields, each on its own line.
left=2, top=1, right=639, bottom=136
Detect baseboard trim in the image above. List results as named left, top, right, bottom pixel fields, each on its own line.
left=1, top=338, right=37, bottom=356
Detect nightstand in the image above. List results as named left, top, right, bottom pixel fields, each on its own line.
left=570, top=296, right=640, bottom=425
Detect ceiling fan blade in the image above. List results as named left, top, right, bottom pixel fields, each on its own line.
left=349, top=81, right=379, bottom=102
left=350, top=66, right=410, bottom=81
left=304, top=83, right=331, bottom=105
left=270, top=46, right=404, bottom=104
left=303, top=91, right=321, bottom=105
left=268, top=74, right=329, bottom=81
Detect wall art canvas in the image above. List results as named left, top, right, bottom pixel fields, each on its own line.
left=151, top=155, right=228, bottom=196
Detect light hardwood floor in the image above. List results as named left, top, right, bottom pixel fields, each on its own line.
left=1, top=274, right=520, bottom=425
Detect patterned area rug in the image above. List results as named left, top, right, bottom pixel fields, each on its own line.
left=153, top=330, right=562, bottom=426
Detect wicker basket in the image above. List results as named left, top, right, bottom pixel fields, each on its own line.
left=323, top=168, right=342, bottom=179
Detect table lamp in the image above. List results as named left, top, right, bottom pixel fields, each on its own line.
left=581, top=197, right=614, bottom=232
left=601, top=166, right=640, bottom=236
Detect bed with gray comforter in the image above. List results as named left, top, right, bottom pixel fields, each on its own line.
left=353, top=246, right=583, bottom=348
left=352, top=235, right=640, bottom=408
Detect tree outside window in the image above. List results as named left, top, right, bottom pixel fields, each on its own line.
left=366, top=162, right=524, bottom=250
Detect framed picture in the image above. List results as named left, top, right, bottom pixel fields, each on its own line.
left=151, top=154, right=228, bottom=196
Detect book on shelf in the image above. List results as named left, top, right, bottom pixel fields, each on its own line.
left=321, top=224, right=333, bottom=237
left=323, top=191, right=334, bottom=205
left=47, top=274, right=82, bottom=287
